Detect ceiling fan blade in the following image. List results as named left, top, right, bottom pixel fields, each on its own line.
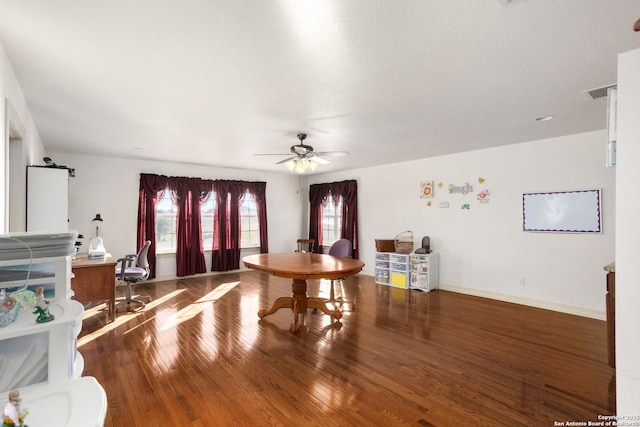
left=312, top=156, right=330, bottom=165
left=316, top=151, right=349, bottom=157
left=276, top=156, right=297, bottom=165
left=255, top=134, right=348, bottom=168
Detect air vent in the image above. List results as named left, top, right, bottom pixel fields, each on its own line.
left=583, top=83, right=617, bottom=100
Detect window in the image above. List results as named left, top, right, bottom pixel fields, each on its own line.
left=155, top=189, right=259, bottom=252
left=240, top=191, right=259, bottom=247
left=156, top=190, right=177, bottom=253
left=322, top=196, right=342, bottom=246
left=309, top=180, right=356, bottom=259
left=201, top=195, right=216, bottom=250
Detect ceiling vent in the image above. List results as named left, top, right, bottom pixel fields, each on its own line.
left=583, top=83, right=617, bottom=100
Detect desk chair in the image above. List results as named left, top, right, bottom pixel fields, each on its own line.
left=116, top=240, right=152, bottom=312
left=296, top=239, right=315, bottom=253
left=326, top=239, right=354, bottom=309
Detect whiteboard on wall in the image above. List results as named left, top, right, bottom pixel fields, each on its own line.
left=522, top=189, right=602, bottom=233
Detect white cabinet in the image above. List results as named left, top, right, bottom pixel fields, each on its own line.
left=0, top=254, right=83, bottom=393
left=410, top=253, right=439, bottom=291
left=375, top=252, right=410, bottom=288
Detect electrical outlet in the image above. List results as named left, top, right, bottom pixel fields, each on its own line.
left=517, top=276, right=525, bottom=286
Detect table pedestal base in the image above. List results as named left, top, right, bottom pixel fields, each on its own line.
left=258, top=278, right=343, bottom=333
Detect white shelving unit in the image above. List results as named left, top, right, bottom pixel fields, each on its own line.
left=0, top=256, right=73, bottom=302
left=410, top=252, right=439, bottom=291
left=0, top=254, right=84, bottom=393
left=375, top=252, right=410, bottom=288
left=375, top=252, right=390, bottom=285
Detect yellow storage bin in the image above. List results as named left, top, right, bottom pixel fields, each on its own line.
left=391, top=271, right=407, bottom=288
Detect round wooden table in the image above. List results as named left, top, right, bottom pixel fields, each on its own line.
left=243, top=252, right=365, bottom=333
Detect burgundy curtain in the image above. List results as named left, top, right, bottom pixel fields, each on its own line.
left=340, top=180, right=359, bottom=259
left=308, top=180, right=359, bottom=258
left=138, top=174, right=268, bottom=276
left=212, top=180, right=245, bottom=271
left=137, top=173, right=168, bottom=278
left=211, top=180, right=267, bottom=270
left=169, top=177, right=212, bottom=277
left=308, top=183, right=330, bottom=254
left=248, top=181, right=268, bottom=253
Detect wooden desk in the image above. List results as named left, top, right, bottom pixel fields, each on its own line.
left=71, top=254, right=117, bottom=323
left=243, top=252, right=364, bottom=333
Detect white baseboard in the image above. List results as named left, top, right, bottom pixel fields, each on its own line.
left=438, top=283, right=605, bottom=321
left=360, top=270, right=605, bottom=320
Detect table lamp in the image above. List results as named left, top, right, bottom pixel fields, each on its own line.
left=88, top=213, right=106, bottom=259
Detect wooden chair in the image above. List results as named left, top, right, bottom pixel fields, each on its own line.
left=296, top=239, right=315, bottom=253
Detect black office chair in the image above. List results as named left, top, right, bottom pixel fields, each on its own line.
left=116, top=240, right=152, bottom=311
left=326, top=239, right=354, bottom=309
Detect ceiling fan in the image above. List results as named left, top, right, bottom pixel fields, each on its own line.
left=255, top=133, right=349, bottom=173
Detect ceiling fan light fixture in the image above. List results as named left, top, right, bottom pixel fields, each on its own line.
left=284, top=157, right=318, bottom=174
left=285, top=159, right=297, bottom=172
left=294, top=161, right=307, bottom=174
left=265, top=132, right=346, bottom=174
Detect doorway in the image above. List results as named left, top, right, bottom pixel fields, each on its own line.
left=4, top=98, right=27, bottom=232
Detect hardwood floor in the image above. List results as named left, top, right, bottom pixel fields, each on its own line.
left=78, top=272, right=615, bottom=426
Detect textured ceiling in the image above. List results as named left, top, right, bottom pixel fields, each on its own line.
left=1, top=1, right=639, bottom=174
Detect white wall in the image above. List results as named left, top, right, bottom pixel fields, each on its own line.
left=2, top=34, right=631, bottom=411
left=49, top=152, right=303, bottom=279
left=4, top=29, right=615, bottom=319
left=307, top=130, right=615, bottom=319
left=616, top=47, right=640, bottom=417
left=0, top=42, right=46, bottom=233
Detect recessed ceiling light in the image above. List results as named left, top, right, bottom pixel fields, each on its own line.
left=535, top=115, right=554, bottom=122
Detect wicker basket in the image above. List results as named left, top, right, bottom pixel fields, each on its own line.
left=394, top=231, right=414, bottom=254
left=375, top=239, right=395, bottom=252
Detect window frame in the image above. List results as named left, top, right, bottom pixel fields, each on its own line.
left=240, top=191, right=260, bottom=248
left=200, top=195, right=216, bottom=251
left=155, top=190, right=178, bottom=254
left=155, top=188, right=261, bottom=254
left=322, top=195, right=343, bottom=247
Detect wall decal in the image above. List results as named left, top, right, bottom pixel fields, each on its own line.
left=449, top=183, right=473, bottom=195
left=426, top=201, right=432, bottom=207
left=439, top=202, right=449, bottom=208
left=438, top=182, right=443, bottom=188
left=420, top=181, right=434, bottom=198
left=477, top=189, right=490, bottom=203
left=461, top=203, right=471, bottom=209
left=478, top=177, right=486, bottom=184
